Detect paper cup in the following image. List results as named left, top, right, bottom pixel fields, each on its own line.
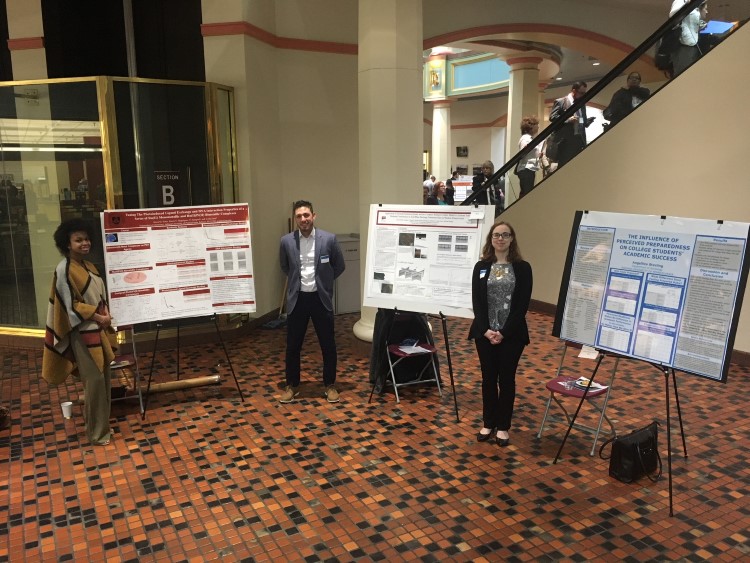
left=61, top=401, right=73, bottom=419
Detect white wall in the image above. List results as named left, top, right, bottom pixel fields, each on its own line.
left=501, top=24, right=750, bottom=353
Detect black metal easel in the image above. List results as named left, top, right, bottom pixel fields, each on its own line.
left=653, top=364, right=689, bottom=517
left=437, top=312, right=460, bottom=422
left=142, top=314, right=244, bottom=419
left=552, top=347, right=688, bottom=516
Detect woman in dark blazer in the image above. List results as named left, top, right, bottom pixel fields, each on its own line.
left=468, top=220, right=532, bottom=446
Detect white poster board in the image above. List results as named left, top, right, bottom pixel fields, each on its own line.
left=451, top=175, right=474, bottom=203
left=101, top=204, right=256, bottom=325
left=553, top=211, right=750, bottom=382
left=362, top=204, right=495, bottom=318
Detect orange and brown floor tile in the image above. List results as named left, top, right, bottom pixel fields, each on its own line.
left=1, top=311, right=749, bottom=561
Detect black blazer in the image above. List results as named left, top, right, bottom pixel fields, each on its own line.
left=468, top=259, right=532, bottom=345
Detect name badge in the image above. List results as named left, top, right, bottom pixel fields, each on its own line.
left=321, top=255, right=330, bottom=263
left=480, top=269, right=487, bottom=279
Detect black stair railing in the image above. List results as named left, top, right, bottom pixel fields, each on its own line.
left=460, top=0, right=722, bottom=210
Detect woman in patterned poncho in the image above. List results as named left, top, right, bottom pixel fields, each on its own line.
left=42, top=219, right=115, bottom=445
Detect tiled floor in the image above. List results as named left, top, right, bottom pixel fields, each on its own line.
left=1, top=311, right=749, bottom=562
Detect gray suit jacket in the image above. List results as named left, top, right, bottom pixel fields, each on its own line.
left=280, top=228, right=345, bottom=313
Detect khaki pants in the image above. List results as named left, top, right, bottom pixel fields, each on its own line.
left=70, top=331, right=111, bottom=444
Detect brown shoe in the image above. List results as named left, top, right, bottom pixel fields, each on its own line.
left=279, top=386, right=299, bottom=403
left=325, top=386, right=340, bottom=403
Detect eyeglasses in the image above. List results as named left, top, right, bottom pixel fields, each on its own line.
left=492, top=232, right=513, bottom=240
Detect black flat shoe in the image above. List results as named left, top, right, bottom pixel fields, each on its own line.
left=495, top=437, right=510, bottom=447
left=476, top=428, right=494, bottom=442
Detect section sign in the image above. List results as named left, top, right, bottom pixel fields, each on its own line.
left=101, top=204, right=256, bottom=325
left=362, top=204, right=495, bottom=318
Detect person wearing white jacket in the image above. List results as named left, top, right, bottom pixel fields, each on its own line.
left=669, top=0, right=709, bottom=76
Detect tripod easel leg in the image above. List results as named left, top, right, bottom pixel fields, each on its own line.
left=439, top=312, right=459, bottom=422
left=671, top=368, right=688, bottom=457
left=662, top=366, right=674, bottom=517
left=212, top=315, right=244, bottom=401
left=142, top=322, right=162, bottom=420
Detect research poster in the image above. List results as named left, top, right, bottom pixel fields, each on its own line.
left=101, top=204, right=256, bottom=325
left=555, top=211, right=749, bottom=382
left=363, top=204, right=495, bottom=318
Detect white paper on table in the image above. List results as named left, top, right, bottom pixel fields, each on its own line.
left=398, top=345, right=431, bottom=354
left=578, top=345, right=599, bottom=360
left=575, top=377, right=608, bottom=390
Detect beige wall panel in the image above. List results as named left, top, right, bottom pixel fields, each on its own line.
left=201, top=0, right=276, bottom=28
left=275, top=0, right=358, bottom=43
left=9, top=50, right=47, bottom=80
left=6, top=0, right=43, bottom=36
left=277, top=50, right=359, bottom=234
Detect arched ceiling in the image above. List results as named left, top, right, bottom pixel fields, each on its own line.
left=425, top=23, right=663, bottom=87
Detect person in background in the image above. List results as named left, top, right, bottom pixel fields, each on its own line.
left=444, top=181, right=455, bottom=205
left=279, top=200, right=346, bottom=404
left=445, top=171, right=459, bottom=205
left=468, top=220, right=532, bottom=447
left=515, top=116, right=541, bottom=198
left=669, top=0, right=708, bottom=76
left=549, top=81, right=595, bottom=167
left=423, top=174, right=436, bottom=196
left=426, top=181, right=449, bottom=205
left=472, top=161, right=504, bottom=212
left=603, top=72, right=651, bottom=126
left=42, top=219, right=115, bottom=446
left=423, top=184, right=430, bottom=205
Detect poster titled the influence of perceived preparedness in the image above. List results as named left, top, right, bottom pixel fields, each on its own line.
left=560, top=211, right=749, bottom=381
left=101, top=204, right=256, bottom=325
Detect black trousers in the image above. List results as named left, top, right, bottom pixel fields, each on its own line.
left=285, top=291, right=337, bottom=387
left=475, top=337, right=525, bottom=430
left=517, top=169, right=536, bottom=197
left=556, top=134, right=586, bottom=167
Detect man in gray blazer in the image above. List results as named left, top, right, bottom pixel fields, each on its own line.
left=279, top=200, right=346, bottom=403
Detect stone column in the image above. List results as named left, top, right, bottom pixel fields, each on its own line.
left=6, top=0, right=47, bottom=79
left=430, top=99, right=453, bottom=183
left=539, top=82, right=550, bottom=129
left=354, top=0, right=423, bottom=342
left=505, top=57, right=541, bottom=205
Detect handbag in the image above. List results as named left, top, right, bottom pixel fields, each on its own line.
left=544, top=134, right=559, bottom=161
left=599, top=421, right=662, bottom=483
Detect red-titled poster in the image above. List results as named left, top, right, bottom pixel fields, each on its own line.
left=101, top=204, right=256, bottom=325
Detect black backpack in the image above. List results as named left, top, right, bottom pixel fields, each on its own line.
left=655, top=25, right=682, bottom=71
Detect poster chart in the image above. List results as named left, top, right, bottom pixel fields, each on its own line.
left=363, top=204, right=495, bottom=318
left=101, top=204, right=256, bottom=326
left=553, top=211, right=750, bottom=382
